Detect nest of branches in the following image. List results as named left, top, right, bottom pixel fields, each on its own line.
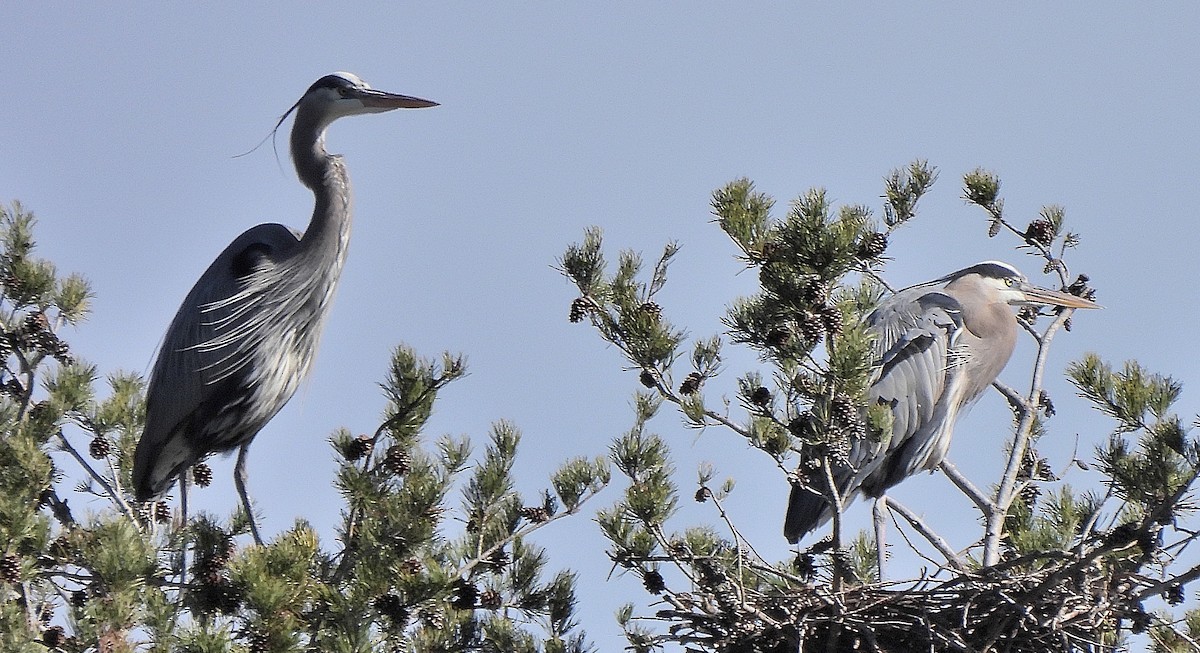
left=651, top=526, right=1177, bottom=653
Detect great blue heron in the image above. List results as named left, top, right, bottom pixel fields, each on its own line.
left=132, top=72, right=437, bottom=542
left=783, top=261, right=1099, bottom=549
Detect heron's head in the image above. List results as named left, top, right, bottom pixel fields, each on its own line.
left=292, top=72, right=438, bottom=130
left=948, top=261, right=1100, bottom=310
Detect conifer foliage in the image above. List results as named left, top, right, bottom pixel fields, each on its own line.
left=0, top=202, right=607, bottom=653
left=561, top=165, right=1200, bottom=651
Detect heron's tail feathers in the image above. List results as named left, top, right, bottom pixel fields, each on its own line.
left=132, top=432, right=196, bottom=502
left=783, top=468, right=857, bottom=544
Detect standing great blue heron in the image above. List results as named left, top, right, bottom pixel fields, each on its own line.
left=783, top=261, right=1099, bottom=546
left=132, top=72, right=437, bottom=542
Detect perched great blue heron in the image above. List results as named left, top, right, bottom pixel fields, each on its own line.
left=783, top=261, right=1099, bottom=546
left=132, top=73, right=437, bottom=542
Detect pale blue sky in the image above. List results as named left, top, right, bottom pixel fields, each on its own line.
left=5, top=4, right=1199, bottom=648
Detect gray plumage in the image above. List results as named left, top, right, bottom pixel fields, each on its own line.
left=784, top=261, right=1098, bottom=543
left=133, top=73, right=437, bottom=507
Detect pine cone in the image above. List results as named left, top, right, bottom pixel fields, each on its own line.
left=478, top=589, right=503, bottom=609
left=374, top=593, right=407, bottom=621
left=450, top=578, right=479, bottom=610
left=419, top=604, right=446, bottom=630
left=819, top=306, right=843, bottom=335
left=192, top=462, right=213, bottom=487
left=643, top=569, right=666, bottom=594
left=857, top=232, right=888, bottom=259
left=344, top=435, right=373, bottom=461
left=1023, top=219, right=1055, bottom=247
left=486, top=548, right=510, bottom=572
left=829, top=394, right=855, bottom=426
left=568, top=296, right=596, bottom=323
left=42, top=625, right=65, bottom=649
left=803, top=278, right=831, bottom=307
left=383, top=446, right=411, bottom=475
left=71, top=589, right=88, bottom=608
left=987, top=218, right=1002, bottom=238
left=798, top=311, right=825, bottom=343
left=88, top=437, right=111, bottom=459
left=520, top=506, right=550, bottom=523
left=244, top=628, right=270, bottom=653
left=1016, top=305, right=1039, bottom=325
left=1066, top=274, right=1097, bottom=302
left=766, top=328, right=791, bottom=348
left=638, top=302, right=662, bottom=319
left=154, top=500, right=171, bottom=524
left=694, top=487, right=710, bottom=503
left=400, top=557, right=424, bottom=575
left=750, top=386, right=771, bottom=407
left=678, top=372, right=703, bottom=395
left=1038, top=390, right=1056, bottom=417
left=638, top=369, right=656, bottom=388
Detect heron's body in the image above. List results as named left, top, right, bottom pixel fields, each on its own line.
left=784, top=262, right=1097, bottom=543
left=133, top=73, right=436, bottom=518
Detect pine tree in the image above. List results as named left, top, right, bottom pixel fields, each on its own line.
left=0, top=201, right=608, bottom=653
left=560, top=164, right=1200, bottom=651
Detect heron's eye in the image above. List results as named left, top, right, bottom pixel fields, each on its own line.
left=337, top=87, right=352, bottom=98
left=1004, top=278, right=1017, bottom=287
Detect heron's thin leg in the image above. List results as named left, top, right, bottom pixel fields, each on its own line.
left=234, top=444, right=264, bottom=546
left=179, top=469, right=190, bottom=585
left=873, top=496, right=890, bottom=582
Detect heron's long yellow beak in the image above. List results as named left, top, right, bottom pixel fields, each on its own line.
left=1019, top=284, right=1101, bottom=309
left=356, top=88, right=439, bottom=110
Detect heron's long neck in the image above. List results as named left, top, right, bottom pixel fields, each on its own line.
left=291, top=113, right=352, bottom=279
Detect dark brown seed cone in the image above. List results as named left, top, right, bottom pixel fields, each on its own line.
left=638, top=369, right=656, bottom=388
left=766, top=328, right=791, bottom=348
left=1019, top=483, right=1041, bottom=507
left=154, top=500, right=171, bottom=524
left=1039, top=390, right=1056, bottom=417
left=798, top=311, right=824, bottom=343
left=750, top=386, right=771, bottom=407
left=478, top=589, right=503, bottom=609
left=678, top=372, right=703, bottom=395
left=71, top=589, right=88, bottom=607
left=374, top=593, right=406, bottom=620
left=399, top=557, right=423, bottom=575
left=1066, top=274, right=1097, bottom=301
left=192, top=462, right=213, bottom=487
left=694, top=487, right=710, bottom=503
left=244, top=628, right=270, bottom=653
left=450, top=578, right=479, bottom=610
left=520, top=506, right=550, bottom=523
left=830, top=394, right=855, bottom=425
left=1023, top=219, right=1055, bottom=247
left=345, top=435, right=373, bottom=461
left=568, top=297, right=595, bottom=323
left=638, top=301, right=662, bottom=319
left=420, top=605, right=446, bottom=629
left=1165, top=583, right=1186, bottom=606
left=803, top=278, right=831, bottom=307
left=486, top=548, right=510, bottom=572
left=88, top=437, right=110, bottom=459
left=383, top=446, right=411, bottom=475
left=1017, top=305, right=1039, bottom=325
left=820, top=306, right=843, bottom=335
left=857, top=231, right=888, bottom=259
left=643, top=569, right=666, bottom=594
left=42, top=625, right=66, bottom=649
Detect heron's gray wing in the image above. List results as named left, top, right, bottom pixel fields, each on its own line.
left=784, top=285, right=964, bottom=542
left=133, top=223, right=300, bottom=499
left=851, top=288, right=965, bottom=496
